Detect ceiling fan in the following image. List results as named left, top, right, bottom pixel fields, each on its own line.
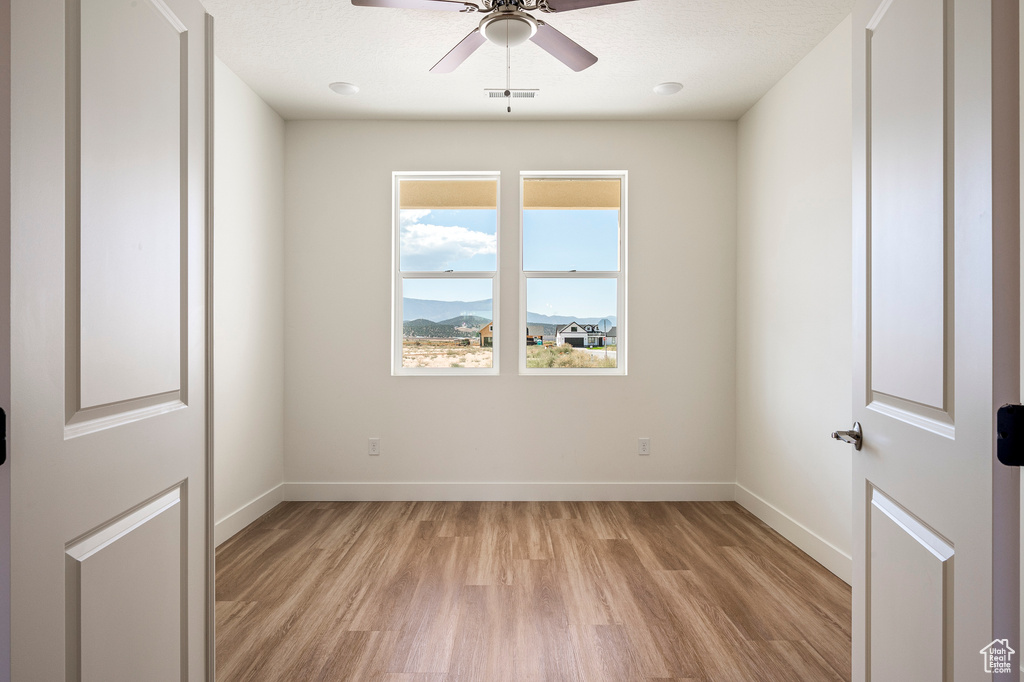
left=351, top=0, right=637, bottom=73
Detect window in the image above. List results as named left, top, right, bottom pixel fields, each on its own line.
left=520, top=172, right=626, bottom=374
left=393, top=173, right=499, bottom=375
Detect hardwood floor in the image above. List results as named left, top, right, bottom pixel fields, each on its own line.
left=215, top=501, right=851, bottom=681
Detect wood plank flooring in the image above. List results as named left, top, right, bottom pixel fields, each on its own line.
left=215, top=501, right=851, bottom=681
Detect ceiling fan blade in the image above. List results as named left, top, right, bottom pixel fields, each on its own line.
left=541, top=0, right=636, bottom=12
left=429, top=28, right=487, bottom=73
left=530, top=22, right=598, bottom=72
left=351, top=0, right=478, bottom=11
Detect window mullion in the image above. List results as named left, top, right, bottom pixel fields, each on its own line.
left=522, top=271, right=618, bottom=279
left=401, top=271, right=497, bottom=279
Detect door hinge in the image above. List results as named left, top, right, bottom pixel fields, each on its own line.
left=0, top=407, right=6, bottom=466
left=997, top=404, right=1024, bottom=466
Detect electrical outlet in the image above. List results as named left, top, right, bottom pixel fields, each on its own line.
left=638, top=437, right=651, bottom=456
left=368, top=438, right=380, bottom=456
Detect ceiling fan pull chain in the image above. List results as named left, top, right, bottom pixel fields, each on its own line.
left=506, top=42, right=512, bottom=113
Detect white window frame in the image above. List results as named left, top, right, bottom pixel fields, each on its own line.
left=519, top=171, right=627, bottom=375
left=392, top=171, right=500, bottom=376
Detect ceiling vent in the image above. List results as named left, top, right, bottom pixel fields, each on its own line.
left=486, top=89, right=538, bottom=98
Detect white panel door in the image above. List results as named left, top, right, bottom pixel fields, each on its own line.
left=9, top=0, right=211, bottom=679
left=852, top=1, right=1019, bottom=681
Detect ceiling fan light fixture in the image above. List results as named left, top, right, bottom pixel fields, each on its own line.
left=329, top=81, right=360, bottom=95
left=653, top=82, right=684, bottom=96
left=481, top=12, right=537, bottom=48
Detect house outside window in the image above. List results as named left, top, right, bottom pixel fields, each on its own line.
left=393, top=172, right=499, bottom=375
left=519, top=172, right=626, bottom=374
left=480, top=323, right=494, bottom=348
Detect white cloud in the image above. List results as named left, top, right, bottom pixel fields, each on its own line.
left=400, top=209, right=432, bottom=226
left=400, top=213, right=496, bottom=270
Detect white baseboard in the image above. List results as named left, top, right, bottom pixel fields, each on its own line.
left=734, top=483, right=851, bottom=584
left=214, top=483, right=284, bottom=547
left=282, top=481, right=736, bottom=502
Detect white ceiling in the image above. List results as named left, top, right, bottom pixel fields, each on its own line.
left=204, top=0, right=854, bottom=121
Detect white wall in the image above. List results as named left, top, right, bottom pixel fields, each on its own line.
left=735, top=17, right=853, bottom=582
left=213, top=58, right=285, bottom=544
left=283, top=120, right=738, bottom=499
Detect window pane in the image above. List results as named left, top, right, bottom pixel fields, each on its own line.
left=399, top=179, right=498, bottom=272
left=525, top=278, right=617, bottom=369
left=402, top=278, right=493, bottom=369
left=523, top=209, right=619, bottom=271
left=522, top=178, right=620, bottom=272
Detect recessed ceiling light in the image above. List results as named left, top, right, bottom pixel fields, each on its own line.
left=653, top=82, right=684, bottom=96
left=329, top=82, right=359, bottom=96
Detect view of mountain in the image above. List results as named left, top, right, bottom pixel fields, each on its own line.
left=525, top=311, right=617, bottom=328
left=403, top=319, right=478, bottom=339
left=403, top=298, right=616, bottom=328
left=402, top=298, right=492, bottom=322
left=439, top=315, right=490, bottom=328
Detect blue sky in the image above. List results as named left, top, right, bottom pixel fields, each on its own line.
left=401, top=208, right=619, bottom=318
left=403, top=278, right=492, bottom=305
left=527, top=278, right=616, bottom=320
left=523, top=209, right=619, bottom=271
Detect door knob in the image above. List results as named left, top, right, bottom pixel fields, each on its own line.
left=831, top=422, right=862, bottom=450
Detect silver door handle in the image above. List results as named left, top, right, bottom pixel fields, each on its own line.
left=831, top=422, right=862, bottom=450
